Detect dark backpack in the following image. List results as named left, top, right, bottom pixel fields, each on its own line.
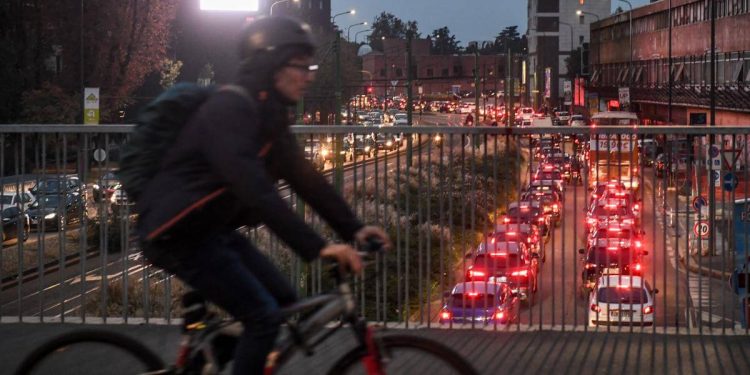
left=118, top=83, right=251, bottom=201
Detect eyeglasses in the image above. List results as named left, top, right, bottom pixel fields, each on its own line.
left=285, top=63, right=318, bottom=73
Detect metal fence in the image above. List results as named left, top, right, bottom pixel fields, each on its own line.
left=0, top=124, right=748, bottom=336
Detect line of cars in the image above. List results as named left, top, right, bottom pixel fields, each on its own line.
left=0, top=175, right=87, bottom=245
left=580, top=179, right=658, bottom=327
left=439, top=139, right=572, bottom=325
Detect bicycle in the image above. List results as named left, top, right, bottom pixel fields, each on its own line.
left=15, top=239, right=477, bottom=375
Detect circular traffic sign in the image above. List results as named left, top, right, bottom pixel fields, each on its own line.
left=709, top=145, right=720, bottom=158
left=692, top=196, right=707, bottom=212
left=723, top=173, right=738, bottom=192
left=93, top=148, right=107, bottom=162
left=693, top=222, right=710, bottom=238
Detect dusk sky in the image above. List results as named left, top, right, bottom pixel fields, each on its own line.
left=332, top=0, right=652, bottom=46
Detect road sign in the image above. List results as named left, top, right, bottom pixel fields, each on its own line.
left=694, top=222, right=710, bottom=238
left=724, top=172, right=739, bottom=192
left=390, top=80, right=398, bottom=87
left=692, top=196, right=707, bottom=212
left=93, top=148, right=107, bottom=162
left=711, top=170, right=721, bottom=187
left=84, top=87, right=100, bottom=125
left=618, top=87, right=630, bottom=106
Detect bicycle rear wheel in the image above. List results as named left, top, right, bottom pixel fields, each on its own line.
left=328, top=334, right=477, bottom=375
left=15, top=329, right=166, bottom=375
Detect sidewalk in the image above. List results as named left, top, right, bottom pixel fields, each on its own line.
left=658, top=182, right=734, bottom=280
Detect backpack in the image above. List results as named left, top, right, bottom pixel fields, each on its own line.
left=118, top=83, right=252, bottom=201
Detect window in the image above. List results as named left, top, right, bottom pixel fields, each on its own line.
left=319, top=0, right=323, bottom=10
left=442, top=68, right=449, bottom=77
left=396, top=68, right=403, bottom=77
left=380, top=69, right=385, bottom=77
left=426, top=68, right=434, bottom=77
left=453, top=65, right=462, bottom=75
left=537, top=17, right=559, bottom=32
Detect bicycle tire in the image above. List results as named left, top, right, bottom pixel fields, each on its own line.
left=15, top=329, right=166, bottom=375
left=327, top=333, right=477, bottom=375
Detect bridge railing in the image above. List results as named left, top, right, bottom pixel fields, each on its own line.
left=0, top=124, right=747, bottom=335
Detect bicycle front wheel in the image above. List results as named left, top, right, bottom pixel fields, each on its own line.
left=328, top=334, right=477, bottom=375
left=15, top=329, right=166, bottom=375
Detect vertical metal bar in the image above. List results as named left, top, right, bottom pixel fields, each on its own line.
left=438, top=131, right=445, bottom=329
left=374, top=134, right=381, bottom=323
left=396, top=135, right=402, bottom=324
left=417, top=133, right=423, bottom=324
left=448, top=133, right=455, bottom=331
left=15, top=134, right=22, bottom=321
left=426, top=133, right=432, bottom=327
left=382, top=135, right=389, bottom=326
left=0, top=134, right=5, bottom=318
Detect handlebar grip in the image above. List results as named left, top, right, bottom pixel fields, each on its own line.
left=360, top=236, right=385, bottom=253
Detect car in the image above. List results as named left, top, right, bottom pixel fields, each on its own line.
left=465, top=241, right=538, bottom=303
left=523, top=186, right=562, bottom=227
left=0, top=191, right=35, bottom=211
left=30, top=176, right=84, bottom=196
left=303, top=139, right=326, bottom=171
left=491, top=223, right=545, bottom=262
left=588, top=275, right=657, bottom=327
left=439, top=281, right=520, bottom=325
left=578, top=245, right=647, bottom=294
left=517, top=107, right=534, bottom=121
left=371, top=132, right=400, bottom=151
left=501, top=201, right=550, bottom=236
left=344, top=134, right=376, bottom=160
left=570, top=114, right=587, bottom=127
left=1, top=206, right=30, bottom=245
left=393, top=113, right=408, bottom=125
left=27, top=193, right=86, bottom=231
left=585, top=198, right=637, bottom=231
left=587, top=222, right=644, bottom=250
left=533, top=165, right=565, bottom=190
left=554, top=111, right=571, bottom=125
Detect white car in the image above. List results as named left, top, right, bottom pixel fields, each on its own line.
left=588, top=275, right=657, bottom=327
left=570, top=114, right=587, bottom=127
left=0, top=191, right=35, bottom=211
left=393, top=113, right=408, bottom=125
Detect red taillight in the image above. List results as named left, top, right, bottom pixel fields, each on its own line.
left=495, top=310, right=505, bottom=320
left=441, top=310, right=452, bottom=320
left=590, top=304, right=601, bottom=312
left=491, top=237, right=496, bottom=244
left=467, top=292, right=479, bottom=297
left=643, top=305, right=654, bottom=314
left=468, top=270, right=486, bottom=278
left=623, top=219, right=635, bottom=225
left=538, top=217, right=545, bottom=223
left=552, top=203, right=559, bottom=210
left=633, top=263, right=642, bottom=272
left=503, top=217, right=511, bottom=223
left=635, top=240, right=642, bottom=248
left=511, top=269, right=529, bottom=277
left=587, top=218, right=597, bottom=225
left=585, top=263, right=596, bottom=270
left=634, top=203, right=640, bottom=211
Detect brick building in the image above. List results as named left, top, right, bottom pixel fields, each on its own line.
left=589, top=0, right=750, bottom=125
left=362, top=39, right=524, bottom=103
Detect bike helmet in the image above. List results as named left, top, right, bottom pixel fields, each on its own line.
left=238, top=15, right=316, bottom=65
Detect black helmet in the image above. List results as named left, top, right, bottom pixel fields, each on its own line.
left=238, top=16, right=315, bottom=62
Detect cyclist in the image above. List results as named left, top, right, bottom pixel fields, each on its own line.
left=464, top=112, right=474, bottom=126
left=136, top=16, right=390, bottom=374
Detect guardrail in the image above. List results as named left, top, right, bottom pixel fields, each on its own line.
left=0, top=124, right=747, bottom=336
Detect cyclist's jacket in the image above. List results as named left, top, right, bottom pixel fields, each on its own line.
left=136, top=90, right=364, bottom=261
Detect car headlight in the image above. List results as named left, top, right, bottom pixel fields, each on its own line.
left=365, top=146, right=371, bottom=152
left=386, top=140, right=393, bottom=147
left=44, top=213, right=57, bottom=219
left=321, top=149, right=329, bottom=157
left=434, top=135, right=441, bottom=142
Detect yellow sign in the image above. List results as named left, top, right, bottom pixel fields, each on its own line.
left=84, top=88, right=100, bottom=125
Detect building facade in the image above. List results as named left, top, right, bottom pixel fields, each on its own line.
left=527, top=0, right=611, bottom=110
left=589, top=0, right=750, bottom=125
left=362, top=39, right=524, bottom=103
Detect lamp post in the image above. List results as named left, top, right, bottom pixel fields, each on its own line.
left=355, top=28, right=372, bottom=44
left=331, top=9, right=355, bottom=191
left=347, top=21, right=367, bottom=42
left=576, top=10, right=600, bottom=75
left=269, top=0, right=299, bottom=15
left=619, top=0, right=633, bottom=65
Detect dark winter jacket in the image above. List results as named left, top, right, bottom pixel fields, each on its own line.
left=135, top=90, right=363, bottom=261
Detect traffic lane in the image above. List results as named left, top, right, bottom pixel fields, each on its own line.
left=640, top=174, right=690, bottom=328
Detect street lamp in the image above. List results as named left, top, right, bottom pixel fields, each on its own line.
left=331, top=9, right=355, bottom=23
left=619, top=0, right=633, bottom=64
left=347, top=21, right=367, bottom=42
left=355, top=28, right=372, bottom=44
left=269, top=0, right=298, bottom=15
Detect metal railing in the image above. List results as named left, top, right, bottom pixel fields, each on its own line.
left=0, top=124, right=747, bottom=337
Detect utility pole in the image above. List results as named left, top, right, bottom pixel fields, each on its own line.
left=406, top=33, right=414, bottom=167
left=333, top=34, right=343, bottom=191
left=668, top=0, right=673, bottom=123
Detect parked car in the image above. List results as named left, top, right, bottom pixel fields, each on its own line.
left=30, top=176, right=84, bottom=196
left=393, top=113, right=408, bottom=125
left=570, top=114, right=587, bottom=127
left=0, top=191, right=35, bottom=211
left=554, top=111, right=571, bottom=125
left=1, top=206, right=30, bottom=245
left=439, top=281, right=520, bottom=325
left=27, top=193, right=86, bottom=231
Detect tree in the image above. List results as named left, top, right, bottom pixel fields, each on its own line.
left=564, top=46, right=587, bottom=79
left=430, top=27, right=460, bottom=55
left=0, top=0, right=178, bottom=123
left=369, top=12, right=420, bottom=51
left=159, top=58, right=183, bottom=89
left=495, top=26, right=524, bottom=52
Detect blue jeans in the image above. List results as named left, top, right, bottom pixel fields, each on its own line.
left=144, top=231, right=297, bottom=374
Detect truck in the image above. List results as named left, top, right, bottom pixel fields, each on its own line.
left=587, top=112, right=641, bottom=192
